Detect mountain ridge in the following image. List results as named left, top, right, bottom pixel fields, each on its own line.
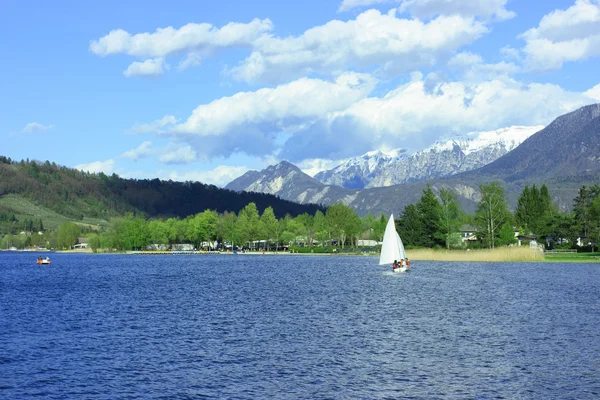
left=224, top=104, right=600, bottom=216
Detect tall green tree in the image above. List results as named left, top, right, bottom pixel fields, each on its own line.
left=416, top=185, right=442, bottom=247
left=236, top=203, right=263, bottom=248
left=372, top=214, right=387, bottom=242
left=314, top=210, right=329, bottom=245
left=573, top=185, right=600, bottom=239
left=57, top=222, right=81, bottom=249
left=148, top=220, right=169, bottom=246
left=120, top=216, right=148, bottom=250
left=219, top=211, right=238, bottom=249
left=260, top=206, right=279, bottom=250
left=326, top=203, right=355, bottom=248
left=397, top=204, right=423, bottom=247
left=437, top=187, right=462, bottom=249
left=475, top=182, right=511, bottom=248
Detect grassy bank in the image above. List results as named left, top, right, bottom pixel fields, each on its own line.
left=407, top=247, right=545, bottom=262
left=544, top=252, right=600, bottom=263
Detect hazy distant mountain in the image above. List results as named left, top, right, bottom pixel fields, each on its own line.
left=225, top=104, right=600, bottom=216
left=314, top=126, right=543, bottom=189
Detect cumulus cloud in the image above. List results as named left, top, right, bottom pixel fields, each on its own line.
left=338, top=0, right=515, bottom=20
left=123, top=57, right=168, bottom=77
left=121, top=141, right=153, bottom=160
left=585, top=83, right=600, bottom=100
left=159, top=144, right=197, bottom=164
left=74, top=159, right=115, bottom=174
left=136, top=71, right=594, bottom=164
left=129, top=115, right=178, bottom=134
left=159, top=165, right=250, bottom=187
left=279, top=74, right=594, bottom=161
left=448, top=51, right=519, bottom=81
left=229, top=9, right=487, bottom=83
left=19, top=122, right=54, bottom=134
left=520, top=0, right=600, bottom=71
left=296, top=158, right=345, bottom=177
left=90, top=19, right=272, bottom=58
left=172, top=72, right=376, bottom=137
left=90, top=18, right=273, bottom=74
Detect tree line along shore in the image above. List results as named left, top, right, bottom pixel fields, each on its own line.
left=2, top=182, right=600, bottom=262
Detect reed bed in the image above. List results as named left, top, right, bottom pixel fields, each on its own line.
left=407, top=247, right=545, bottom=262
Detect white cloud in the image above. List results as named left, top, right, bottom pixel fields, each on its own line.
left=173, top=72, right=376, bottom=136
left=121, top=141, right=153, bottom=160
left=296, top=158, right=344, bottom=177
left=279, top=74, right=594, bottom=161
left=229, top=9, right=487, bottom=83
left=123, top=57, right=168, bottom=77
left=159, top=144, right=197, bottom=164
left=585, top=83, right=600, bottom=100
left=129, top=115, right=178, bottom=134
left=448, top=51, right=483, bottom=67
left=137, top=74, right=593, bottom=165
left=448, top=51, right=519, bottom=81
left=178, top=52, right=202, bottom=70
left=20, top=122, right=54, bottom=134
left=90, top=18, right=272, bottom=75
left=520, top=0, right=600, bottom=71
left=160, top=165, right=250, bottom=187
left=74, top=159, right=115, bottom=174
left=338, top=0, right=515, bottom=20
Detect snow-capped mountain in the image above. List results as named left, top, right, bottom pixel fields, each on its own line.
left=224, top=105, right=600, bottom=216
left=315, top=126, right=544, bottom=189
left=314, top=149, right=407, bottom=189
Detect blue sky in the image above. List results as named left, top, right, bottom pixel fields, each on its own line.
left=2, top=0, right=600, bottom=185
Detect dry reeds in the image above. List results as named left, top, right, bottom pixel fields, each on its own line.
left=407, top=246, right=544, bottom=262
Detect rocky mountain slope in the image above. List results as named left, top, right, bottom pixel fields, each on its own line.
left=314, top=126, right=543, bottom=189
left=225, top=104, right=600, bottom=216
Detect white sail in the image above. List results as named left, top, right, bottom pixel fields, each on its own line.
left=379, top=214, right=407, bottom=265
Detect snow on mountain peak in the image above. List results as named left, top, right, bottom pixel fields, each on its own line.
left=461, top=125, right=544, bottom=155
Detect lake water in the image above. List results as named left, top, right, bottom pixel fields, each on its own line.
left=1, top=253, right=599, bottom=399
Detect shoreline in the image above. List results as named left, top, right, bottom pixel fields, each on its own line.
left=5, top=248, right=600, bottom=263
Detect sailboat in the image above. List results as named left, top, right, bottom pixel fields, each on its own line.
left=379, top=214, right=408, bottom=272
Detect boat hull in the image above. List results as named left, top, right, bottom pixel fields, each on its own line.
left=393, top=266, right=407, bottom=273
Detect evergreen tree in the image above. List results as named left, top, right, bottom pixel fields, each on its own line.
left=573, top=185, right=600, bottom=239
left=416, top=185, right=442, bottom=247
left=397, top=204, right=423, bottom=247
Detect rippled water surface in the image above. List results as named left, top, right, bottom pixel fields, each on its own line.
left=1, top=253, right=599, bottom=399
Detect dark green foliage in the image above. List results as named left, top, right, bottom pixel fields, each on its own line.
left=397, top=204, right=424, bottom=247
left=0, top=157, right=323, bottom=221
left=573, top=185, right=600, bottom=239
left=416, top=185, right=442, bottom=247
left=515, top=184, right=554, bottom=235
left=475, top=182, right=511, bottom=248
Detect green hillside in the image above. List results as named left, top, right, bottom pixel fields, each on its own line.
left=0, top=156, right=324, bottom=235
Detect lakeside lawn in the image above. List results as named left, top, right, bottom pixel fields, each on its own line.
left=544, top=251, right=600, bottom=263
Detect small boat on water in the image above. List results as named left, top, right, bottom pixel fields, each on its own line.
left=379, top=214, right=409, bottom=273
left=36, top=257, right=51, bottom=265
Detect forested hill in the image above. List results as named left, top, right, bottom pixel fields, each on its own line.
left=0, top=157, right=324, bottom=221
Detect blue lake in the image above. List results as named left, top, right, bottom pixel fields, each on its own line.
left=1, top=253, right=599, bottom=399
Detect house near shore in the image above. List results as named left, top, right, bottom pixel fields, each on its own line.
left=459, top=225, right=478, bottom=245
left=73, top=237, right=88, bottom=249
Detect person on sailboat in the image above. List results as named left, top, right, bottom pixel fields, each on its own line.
left=393, top=260, right=398, bottom=270
left=400, top=259, right=405, bottom=268
left=406, top=258, right=411, bottom=268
